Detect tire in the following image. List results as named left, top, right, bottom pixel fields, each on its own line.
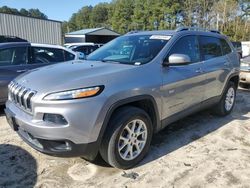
left=99, top=106, right=153, bottom=169
left=214, top=81, right=237, bottom=116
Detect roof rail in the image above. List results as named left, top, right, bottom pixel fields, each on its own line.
left=176, top=27, right=221, bottom=34
left=127, top=30, right=141, bottom=34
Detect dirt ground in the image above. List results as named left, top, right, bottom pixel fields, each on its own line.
left=0, top=89, right=250, bottom=188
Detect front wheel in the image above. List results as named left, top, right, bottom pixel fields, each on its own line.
left=214, top=81, right=237, bottom=116
left=99, top=106, right=153, bottom=169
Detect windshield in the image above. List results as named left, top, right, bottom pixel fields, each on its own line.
left=87, top=35, right=170, bottom=65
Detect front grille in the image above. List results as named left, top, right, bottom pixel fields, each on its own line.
left=8, top=81, right=37, bottom=113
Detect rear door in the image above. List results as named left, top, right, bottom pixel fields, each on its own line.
left=199, top=36, right=231, bottom=100
left=0, top=46, right=29, bottom=102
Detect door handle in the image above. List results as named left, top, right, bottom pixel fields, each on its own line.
left=16, top=69, right=28, bottom=73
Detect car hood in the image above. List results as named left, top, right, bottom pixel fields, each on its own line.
left=15, top=60, right=136, bottom=93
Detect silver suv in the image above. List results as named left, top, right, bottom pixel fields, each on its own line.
left=5, top=27, right=240, bottom=169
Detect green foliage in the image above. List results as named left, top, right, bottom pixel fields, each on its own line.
left=0, top=6, right=48, bottom=19
left=63, top=0, right=250, bottom=41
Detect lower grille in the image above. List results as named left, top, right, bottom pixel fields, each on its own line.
left=8, top=81, right=36, bottom=112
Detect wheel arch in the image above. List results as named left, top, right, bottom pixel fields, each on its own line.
left=95, top=95, right=161, bottom=152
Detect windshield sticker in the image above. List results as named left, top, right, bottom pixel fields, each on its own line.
left=150, top=35, right=171, bottom=40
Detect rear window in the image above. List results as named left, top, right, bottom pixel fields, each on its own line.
left=200, top=36, right=222, bottom=60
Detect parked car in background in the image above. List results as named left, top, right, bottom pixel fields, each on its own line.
left=232, top=41, right=243, bottom=59
left=239, top=55, right=250, bottom=88
left=64, top=42, right=102, bottom=56
left=0, top=35, right=28, bottom=43
left=0, top=42, right=79, bottom=105
left=5, top=28, right=239, bottom=169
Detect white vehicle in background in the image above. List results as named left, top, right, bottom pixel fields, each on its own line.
left=31, top=43, right=81, bottom=63
left=64, top=42, right=103, bottom=56
left=239, top=55, right=250, bottom=88
left=64, top=42, right=96, bottom=48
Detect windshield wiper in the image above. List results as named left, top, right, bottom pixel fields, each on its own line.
left=101, top=59, right=121, bottom=64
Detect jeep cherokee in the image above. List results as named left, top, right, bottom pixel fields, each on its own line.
left=5, top=27, right=240, bottom=169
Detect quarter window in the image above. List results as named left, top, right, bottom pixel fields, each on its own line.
left=220, top=39, right=232, bottom=55
left=200, top=36, right=222, bottom=60
left=64, top=51, right=75, bottom=61
left=167, top=36, right=200, bottom=63
left=0, top=47, right=28, bottom=66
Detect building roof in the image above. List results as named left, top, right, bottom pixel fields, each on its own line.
left=66, top=27, right=120, bottom=36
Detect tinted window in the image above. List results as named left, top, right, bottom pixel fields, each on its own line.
left=220, top=39, right=232, bottom=55
left=64, top=51, right=75, bottom=61
left=0, top=47, right=28, bottom=66
left=31, top=47, right=64, bottom=64
left=167, top=35, right=200, bottom=63
left=200, top=36, right=222, bottom=60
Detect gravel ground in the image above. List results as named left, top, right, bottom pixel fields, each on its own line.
left=0, top=89, right=250, bottom=188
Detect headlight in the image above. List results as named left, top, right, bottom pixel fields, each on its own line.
left=43, top=86, right=104, bottom=100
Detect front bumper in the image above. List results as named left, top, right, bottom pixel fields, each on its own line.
left=240, top=71, right=250, bottom=84
left=4, top=107, right=99, bottom=160
left=4, top=94, right=108, bottom=159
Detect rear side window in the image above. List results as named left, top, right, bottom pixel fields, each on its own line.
left=200, top=36, right=222, bottom=60
left=31, top=47, right=64, bottom=64
left=64, top=51, right=75, bottom=61
left=220, top=39, right=232, bottom=55
left=167, top=35, right=200, bottom=63
left=0, top=47, right=28, bottom=66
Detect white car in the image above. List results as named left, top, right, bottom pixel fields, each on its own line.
left=240, top=55, right=250, bottom=87
left=31, top=43, right=81, bottom=63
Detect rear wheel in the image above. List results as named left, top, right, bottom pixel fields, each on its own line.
left=100, top=106, right=153, bottom=169
left=214, top=81, right=236, bottom=116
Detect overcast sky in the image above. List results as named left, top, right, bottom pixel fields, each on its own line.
left=0, top=0, right=111, bottom=21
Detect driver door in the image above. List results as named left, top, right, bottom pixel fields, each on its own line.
left=161, top=35, right=206, bottom=120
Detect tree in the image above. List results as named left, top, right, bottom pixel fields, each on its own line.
left=111, top=0, right=135, bottom=33
left=63, top=0, right=250, bottom=40
left=0, top=6, right=48, bottom=19
left=91, top=3, right=110, bottom=27
left=28, top=9, right=48, bottom=19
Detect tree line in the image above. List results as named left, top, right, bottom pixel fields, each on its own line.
left=63, top=0, right=250, bottom=41
left=0, top=6, right=48, bottom=19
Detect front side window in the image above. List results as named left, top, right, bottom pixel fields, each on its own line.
left=220, top=39, right=232, bottom=55
left=31, top=47, right=64, bottom=64
left=200, top=36, right=222, bottom=60
left=167, top=35, right=200, bottom=63
left=0, top=47, right=28, bottom=66
left=87, top=35, right=170, bottom=65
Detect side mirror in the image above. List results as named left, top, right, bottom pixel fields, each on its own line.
left=77, top=52, right=86, bottom=60
left=163, top=54, right=191, bottom=66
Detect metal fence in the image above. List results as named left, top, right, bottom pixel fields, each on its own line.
left=0, top=13, right=62, bottom=45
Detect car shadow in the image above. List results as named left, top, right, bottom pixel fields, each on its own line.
left=0, top=144, right=37, bottom=187
left=137, top=90, right=250, bottom=167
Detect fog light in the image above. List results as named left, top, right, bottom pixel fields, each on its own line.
left=43, top=114, right=68, bottom=125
